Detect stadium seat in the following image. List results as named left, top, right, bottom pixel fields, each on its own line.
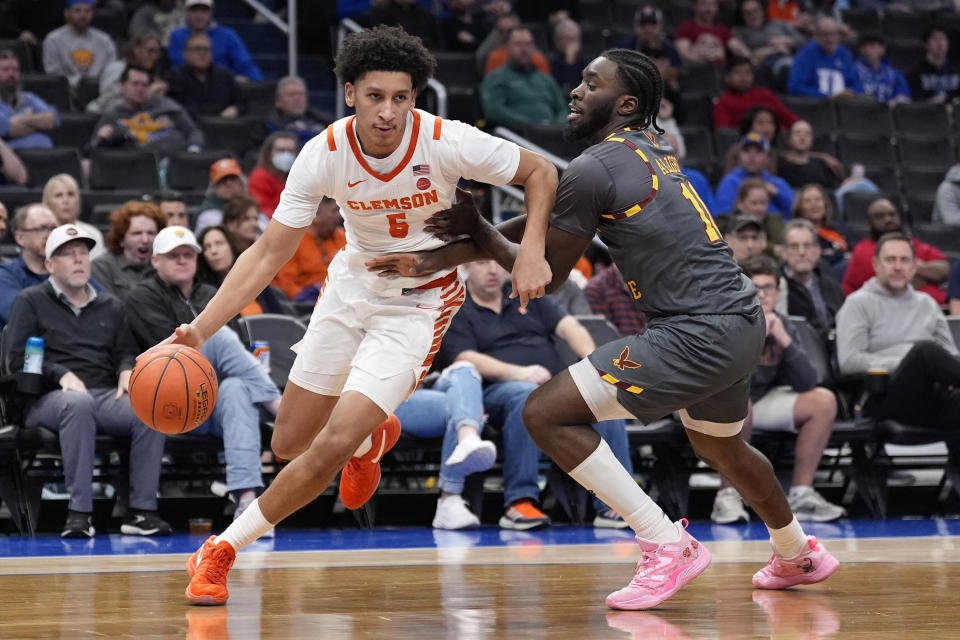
left=892, top=102, right=950, bottom=136
left=782, top=96, right=836, bottom=133
left=20, top=74, right=70, bottom=113
left=885, top=39, right=925, bottom=74
left=681, top=63, right=725, bottom=98
left=236, top=314, right=307, bottom=390
left=579, top=0, right=613, bottom=26
left=199, top=116, right=266, bottom=156
left=166, top=149, right=236, bottom=191
left=75, top=77, right=100, bottom=112
left=79, top=190, right=145, bottom=222
left=432, top=51, right=480, bottom=90
left=841, top=8, right=880, bottom=34
left=864, top=166, right=900, bottom=195
left=897, top=135, right=955, bottom=172
left=679, top=93, right=714, bottom=129
left=679, top=126, right=714, bottom=166
left=521, top=123, right=586, bottom=162
left=901, top=167, right=947, bottom=199
left=834, top=99, right=893, bottom=136
left=662, top=1, right=695, bottom=34
left=237, top=81, right=276, bottom=118
left=49, top=113, right=98, bottom=150
left=841, top=191, right=901, bottom=224
left=836, top=133, right=896, bottom=169
left=91, top=6, right=127, bottom=41
left=906, top=194, right=936, bottom=224
left=712, top=127, right=738, bottom=160
left=881, top=9, right=932, bottom=41
left=89, top=148, right=160, bottom=190
left=16, top=147, right=82, bottom=188
left=913, top=223, right=960, bottom=253
left=0, top=38, right=34, bottom=72
left=446, top=86, right=481, bottom=126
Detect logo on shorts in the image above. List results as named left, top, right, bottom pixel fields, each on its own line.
left=613, top=346, right=641, bottom=371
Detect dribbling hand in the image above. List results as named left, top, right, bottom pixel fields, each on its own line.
left=154, top=323, right=207, bottom=354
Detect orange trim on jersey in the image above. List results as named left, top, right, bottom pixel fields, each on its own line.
left=433, top=117, right=442, bottom=140
left=326, top=125, right=336, bottom=151
left=345, top=110, right=421, bottom=182
left=414, top=280, right=466, bottom=390
left=416, top=269, right=458, bottom=290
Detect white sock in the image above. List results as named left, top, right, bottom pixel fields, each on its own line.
left=352, top=434, right=373, bottom=458
left=768, top=516, right=808, bottom=558
left=569, top=438, right=680, bottom=543
left=215, top=498, right=274, bottom=551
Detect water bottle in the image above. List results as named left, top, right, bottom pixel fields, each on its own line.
left=252, top=341, right=271, bottom=374
left=24, top=337, right=44, bottom=374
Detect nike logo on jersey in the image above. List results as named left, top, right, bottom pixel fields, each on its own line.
left=348, top=179, right=366, bottom=188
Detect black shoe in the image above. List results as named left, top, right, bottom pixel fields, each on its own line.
left=121, top=510, right=172, bottom=536
left=61, top=510, right=95, bottom=538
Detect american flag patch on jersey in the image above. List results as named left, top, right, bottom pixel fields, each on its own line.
left=412, top=164, right=430, bottom=175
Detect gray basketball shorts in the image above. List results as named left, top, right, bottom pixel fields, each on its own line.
left=584, top=309, right=765, bottom=425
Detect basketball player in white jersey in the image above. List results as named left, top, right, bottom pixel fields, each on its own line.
left=170, top=26, right=558, bottom=605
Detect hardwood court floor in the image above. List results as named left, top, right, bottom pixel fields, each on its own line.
left=0, top=533, right=958, bottom=639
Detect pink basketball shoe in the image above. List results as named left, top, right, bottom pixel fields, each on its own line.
left=606, top=519, right=712, bottom=610
left=752, top=536, right=839, bottom=589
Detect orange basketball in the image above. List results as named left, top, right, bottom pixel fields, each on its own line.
left=129, top=344, right=218, bottom=434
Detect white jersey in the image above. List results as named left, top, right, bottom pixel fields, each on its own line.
left=273, top=109, right=521, bottom=294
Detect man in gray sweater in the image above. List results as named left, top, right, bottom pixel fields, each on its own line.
left=42, top=0, right=117, bottom=89
left=92, top=66, right=204, bottom=159
left=837, top=232, right=960, bottom=431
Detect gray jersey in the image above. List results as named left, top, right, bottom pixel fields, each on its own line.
left=552, top=127, right=758, bottom=319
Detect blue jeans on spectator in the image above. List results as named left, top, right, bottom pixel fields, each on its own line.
left=191, top=328, right=281, bottom=494
left=397, top=363, right=486, bottom=495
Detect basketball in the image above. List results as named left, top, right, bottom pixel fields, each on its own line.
left=129, top=344, right=218, bottom=434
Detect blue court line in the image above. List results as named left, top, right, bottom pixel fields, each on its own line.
left=0, top=518, right=957, bottom=559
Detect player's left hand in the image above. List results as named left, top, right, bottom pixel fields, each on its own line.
left=365, top=251, right=441, bottom=278
left=115, top=369, right=131, bottom=400
left=510, top=250, right=551, bottom=310
left=423, top=187, right=480, bottom=241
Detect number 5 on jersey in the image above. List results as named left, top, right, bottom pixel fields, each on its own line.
left=387, top=213, right=409, bottom=238
left=680, top=180, right=721, bottom=243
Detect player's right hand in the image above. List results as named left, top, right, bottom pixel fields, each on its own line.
left=153, top=323, right=206, bottom=354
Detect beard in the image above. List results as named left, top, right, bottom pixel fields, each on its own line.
left=563, top=96, right=618, bottom=143
left=0, top=81, right=18, bottom=106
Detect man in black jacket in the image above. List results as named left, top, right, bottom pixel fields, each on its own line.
left=6, top=224, right=170, bottom=538
left=125, top=226, right=281, bottom=529
left=782, top=219, right=845, bottom=341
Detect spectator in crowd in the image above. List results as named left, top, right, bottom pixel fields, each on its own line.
left=733, top=0, right=803, bottom=73
left=168, top=0, right=263, bottom=81
left=442, top=0, right=487, bottom=53
left=791, top=184, right=850, bottom=276
left=480, top=27, right=568, bottom=130
left=272, top=197, right=346, bottom=301
left=42, top=173, right=105, bottom=258
left=584, top=262, right=646, bottom=337
left=6, top=223, right=170, bottom=538
left=717, top=177, right=785, bottom=246
left=196, top=224, right=287, bottom=315
left=934, top=162, right=960, bottom=224
left=440, top=259, right=635, bottom=530
left=221, top=194, right=261, bottom=252
left=0, top=203, right=57, bottom=330
left=0, top=50, right=59, bottom=149
left=766, top=0, right=811, bottom=31
left=674, top=0, right=751, bottom=66
left=723, top=214, right=769, bottom=263
left=42, top=0, right=118, bottom=90
left=356, top=0, right=443, bottom=50
left=713, top=254, right=843, bottom=524
left=837, top=232, right=960, bottom=432
left=152, top=189, right=189, bottom=227
left=248, top=132, right=299, bottom=218
left=0, top=137, right=27, bottom=186
left=126, top=225, right=281, bottom=532
left=777, top=120, right=843, bottom=190
left=713, top=57, right=799, bottom=131
left=855, top=33, right=910, bottom=105
left=396, top=361, right=498, bottom=530
left=842, top=198, right=948, bottom=303
left=716, top=132, right=795, bottom=217
left=616, top=5, right=681, bottom=67
left=129, top=0, right=185, bottom=45
left=195, top=157, right=247, bottom=234
left=0, top=201, right=6, bottom=242
left=86, top=32, right=168, bottom=115
left=947, top=260, right=960, bottom=315
left=92, top=66, right=204, bottom=159
left=90, top=201, right=166, bottom=301
left=781, top=219, right=846, bottom=340
left=908, top=27, right=960, bottom=103
left=788, top=16, right=862, bottom=98
left=0, top=0, right=68, bottom=44
left=165, top=32, right=242, bottom=121
left=550, top=19, right=589, bottom=96
left=482, top=13, right=551, bottom=77
left=266, top=76, right=327, bottom=147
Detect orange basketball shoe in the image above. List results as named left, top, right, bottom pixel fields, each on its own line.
left=339, top=415, right=402, bottom=510
left=185, top=535, right=236, bottom=605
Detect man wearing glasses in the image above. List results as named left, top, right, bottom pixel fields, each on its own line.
left=0, top=203, right=58, bottom=331
left=781, top=219, right=845, bottom=342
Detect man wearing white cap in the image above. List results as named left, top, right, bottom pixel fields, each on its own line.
left=126, top=226, right=281, bottom=531
left=5, top=223, right=170, bottom=538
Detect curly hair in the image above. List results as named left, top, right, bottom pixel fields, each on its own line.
left=105, top=200, right=166, bottom=255
left=334, top=25, right=436, bottom=93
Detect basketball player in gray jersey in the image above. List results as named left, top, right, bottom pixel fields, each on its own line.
left=366, top=49, right=839, bottom=609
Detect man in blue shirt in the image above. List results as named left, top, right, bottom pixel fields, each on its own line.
left=168, top=0, right=263, bottom=81
left=0, top=49, right=60, bottom=149
left=715, top=132, right=794, bottom=217
left=439, top=259, right=634, bottom=531
left=855, top=34, right=910, bottom=104
left=788, top=16, right=862, bottom=98
left=0, top=203, right=57, bottom=331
